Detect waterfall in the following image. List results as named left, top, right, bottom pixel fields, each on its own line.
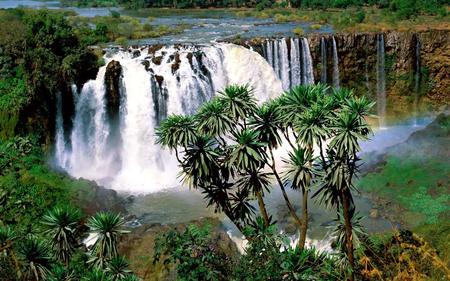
left=290, top=38, right=301, bottom=87
left=332, top=37, right=340, bottom=89
left=301, top=38, right=314, bottom=85
left=376, top=34, right=386, bottom=128
left=55, top=43, right=282, bottom=193
left=55, top=92, right=67, bottom=168
left=262, top=38, right=314, bottom=90
left=279, top=39, right=290, bottom=90
left=413, top=37, right=421, bottom=126
left=320, top=37, right=327, bottom=84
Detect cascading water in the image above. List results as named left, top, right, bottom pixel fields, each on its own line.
left=331, top=37, right=340, bottom=89
left=320, top=37, right=327, bottom=84
left=262, top=38, right=314, bottom=90
left=55, top=43, right=283, bottom=193
left=301, top=38, right=314, bottom=85
left=376, top=34, right=386, bottom=128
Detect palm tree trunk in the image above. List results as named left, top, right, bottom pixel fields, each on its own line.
left=298, top=187, right=308, bottom=250
left=268, top=148, right=302, bottom=228
left=256, top=191, right=270, bottom=227
left=10, top=249, right=22, bottom=279
left=341, top=191, right=355, bottom=281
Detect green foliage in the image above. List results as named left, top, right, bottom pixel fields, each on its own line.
left=358, top=155, right=450, bottom=225
left=42, top=206, right=81, bottom=264
left=155, top=219, right=342, bottom=280
left=87, top=212, right=129, bottom=268
left=154, top=224, right=232, bottom=281
left=0, top=9, right=101, bottom=140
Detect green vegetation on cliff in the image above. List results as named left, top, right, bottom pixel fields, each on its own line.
left=0, top=9, right=102, bottom=141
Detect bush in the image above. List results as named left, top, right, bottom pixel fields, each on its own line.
left=293, top=26, right=305, bottom=35
left=355, top=8, right=366, bottom=23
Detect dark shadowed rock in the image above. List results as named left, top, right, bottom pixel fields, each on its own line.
left=132, top=49, right=141, bottom=58
left=152, top=56, right=163, bottom=65
left=154, top=75, right=164, bottom=88
left=148, top=44, right=164, bottom=55
left=105, top=60, right=122, bottom=121
left=171, top=53, right=181, bottom=74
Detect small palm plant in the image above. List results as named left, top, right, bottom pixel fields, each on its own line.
left=87, top=212, right=128, bottom=269
left=105, top=256, right=132, bottom=281
left=0, top=226, right=20, bottom=278
left=18, top=237, right=52, bottom=281
left=41, top=206, right=81, bottom=265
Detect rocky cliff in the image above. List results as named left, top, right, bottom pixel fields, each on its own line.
left=231, top=29, right=449, bottom=112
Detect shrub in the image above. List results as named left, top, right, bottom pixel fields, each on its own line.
left=293, top=26, right=305, bottom=35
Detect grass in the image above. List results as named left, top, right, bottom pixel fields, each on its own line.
left=358, top=155, right=450, bottom=226
left=234, top=6, right=450, bottom=33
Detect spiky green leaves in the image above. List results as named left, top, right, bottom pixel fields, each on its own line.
left=41, top=206, right=81, bottom=264
left=156, top=115, right=197, bottom=150
left=0, top=226, right=16, bottom=248
left=105, top=256, right=132, bottom=281
left=87, top=212, right=128, bottom=268
left=217, top=84, right=257, bottom=122
left=195, top=98, right=233, bottom=137
left=19, top=237, right=52, bottom=281
left=236, top=169, right=272, bottom=197
left=229, top=129, right=267, bottom=172
left=294, top=103, right=330, bottom=147
left=249, top=101, right=283, bottom=149
left=181, top=135, right=219, bottom=187
left=283, top=147, right=317, bottom=191
left=330, top=111, right=369, bottom=157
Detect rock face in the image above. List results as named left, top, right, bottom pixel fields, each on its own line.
left=105, top=60, right=123, bottom=121
left=231, top=29, right=449, bottom=107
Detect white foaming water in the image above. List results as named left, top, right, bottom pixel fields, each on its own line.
left=55, top=43, right=283, bottom=193
left=332, top=37, right=340, bottom=89
left=262, top=38, right=315, bottom=90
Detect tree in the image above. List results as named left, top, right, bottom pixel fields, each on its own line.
left=41, top=206, right=81, bottom=265
left=315, top=91, right=373, bottom=280
left=157, top=84, right=373, bottom=270
left=87, top=212, right=128, bottom=268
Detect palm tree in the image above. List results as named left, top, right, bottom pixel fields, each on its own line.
left=18, top=237, right=52, bottom=281
left=236, top=169, right=272, bottom=226
left=283, top=147, right=317, bottom=250
left=87, top=212, right=128, bottom=269
left=155, top=115, right=197, bottom=163
left=180, top=135, right=220, bottom=187
left=0, top=226, right=20, bottom=278
left=322, top=108, right=371, bottom=279
left=105, top=256, right=132, bottom=281
left=195, top=98, right=233, bottom=141
left=217, top=84, right=257, bottom=125
left=229, top=129, right=267, bottom=172
left=41, top=206, right=81, bottom=265
left=249, top=101, right=283, bottom=150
